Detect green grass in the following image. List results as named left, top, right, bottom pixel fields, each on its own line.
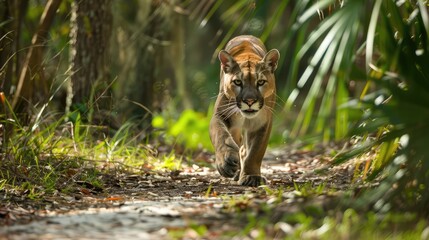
left=0, top=93, right=163, bottom=197
left=0, top=88, right=219, bottom=200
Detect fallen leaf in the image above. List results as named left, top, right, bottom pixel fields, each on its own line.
left=80, top=188, right=91, bottom=195
left=104, top=196, right=124, bottom=201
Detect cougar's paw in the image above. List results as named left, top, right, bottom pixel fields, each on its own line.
left=238, top=175, right=267, bottom=187
left=216, top=152, right=239, bottom=178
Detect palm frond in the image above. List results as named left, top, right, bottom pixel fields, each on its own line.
left=286, top=1, right=366, bottom=140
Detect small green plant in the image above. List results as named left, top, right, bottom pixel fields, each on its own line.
left=222, top=195, right=253, bottom=213
left=42, top=167, right=58, bottom=194
left=189, top=223, right=208, bottom=237
left=20, top=181, right=44, bottom=200
left=0, top=179, right=6, bottom=190
left=156, top=153, right=182, bottom=171
left=152, top=109, right=213, bottom=151
left=79, top=168, right=103, bottom=190
left=293, top=182, right=326, bottom=198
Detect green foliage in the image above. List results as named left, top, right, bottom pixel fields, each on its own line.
left=260, top=0, right=429, bottom=214
left=190, top=223, right=208, bottom=237
left=284, top=0, right=363, bottom=142
left=156, top=153, right=182, bottom=171
left=152, top=109, right=213, bottom=151
left=293, top=182, right=326, bottom=198
left=332, top=0, right=429, bottom=214
left=297, top=210, right=426, bottom=240
left=0, top=92, right=158, bottom=198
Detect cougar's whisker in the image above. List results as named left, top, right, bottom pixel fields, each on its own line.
left=217, top=103, right=239, bottom=120
left=223, top=108, right=239, bottom=120
left=275, top=93, right=286, bottom=105
left=266, top=100, right=283, bottom=109
left=264, top=105, right=280, bottom=118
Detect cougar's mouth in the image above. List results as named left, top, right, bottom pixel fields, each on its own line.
left=238, top=100, right=261, bottom=118
left=241, top=108, right=259, bottom=118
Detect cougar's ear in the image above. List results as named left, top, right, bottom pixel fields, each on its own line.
left=261, top=49, right=280, bottom=73
left=218, top=50, right=239, bottom=74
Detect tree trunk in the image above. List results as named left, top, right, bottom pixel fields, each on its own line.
left=136, top=0, right=172, bottom=113
left=112, top=0, right=195, bottom=123
left=113, top=0, right=174, bottom=120
left=68, top=0, right=112, bottom=122
left=0, top=0, right=15, bottom=94
left=11, top=0, right=60, bottom=110
left=171, top=13, right=192, bottom=110
left=0, top=0, right=29, bottom=95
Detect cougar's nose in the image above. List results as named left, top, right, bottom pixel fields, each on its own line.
left=243, top=99, right=257, bottom=106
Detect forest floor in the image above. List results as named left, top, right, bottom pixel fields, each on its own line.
left=0, top=143, right=408, bottom=239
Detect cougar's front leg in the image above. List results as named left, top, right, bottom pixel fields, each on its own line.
left=238, top=125, right=271, bottom=187
left=210, top=117, right=241, bottom=178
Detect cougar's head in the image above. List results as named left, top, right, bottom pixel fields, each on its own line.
left=218, top=49, right=280, bottom=119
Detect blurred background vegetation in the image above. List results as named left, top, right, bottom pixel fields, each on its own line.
left=1, top=0, right=429, bottom=216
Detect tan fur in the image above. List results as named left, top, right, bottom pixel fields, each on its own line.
left=210, top=35, right=280, bottom=186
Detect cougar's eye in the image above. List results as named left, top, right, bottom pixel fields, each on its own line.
left=233, top=79, right=242, bottom=86
left=257, top=80, right=267, bottom=86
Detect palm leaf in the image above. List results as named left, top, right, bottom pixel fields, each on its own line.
left=287, top=1, right=366, bottom=140
left=351, top=0, right=429, bottom=212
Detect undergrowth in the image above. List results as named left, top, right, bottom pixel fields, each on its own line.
left=170, top=183, right=429, bottom=239
left=0, top=94, right=185, bottom=198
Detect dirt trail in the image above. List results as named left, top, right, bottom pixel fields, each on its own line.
left=0, top=145, right=354, bottom=239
